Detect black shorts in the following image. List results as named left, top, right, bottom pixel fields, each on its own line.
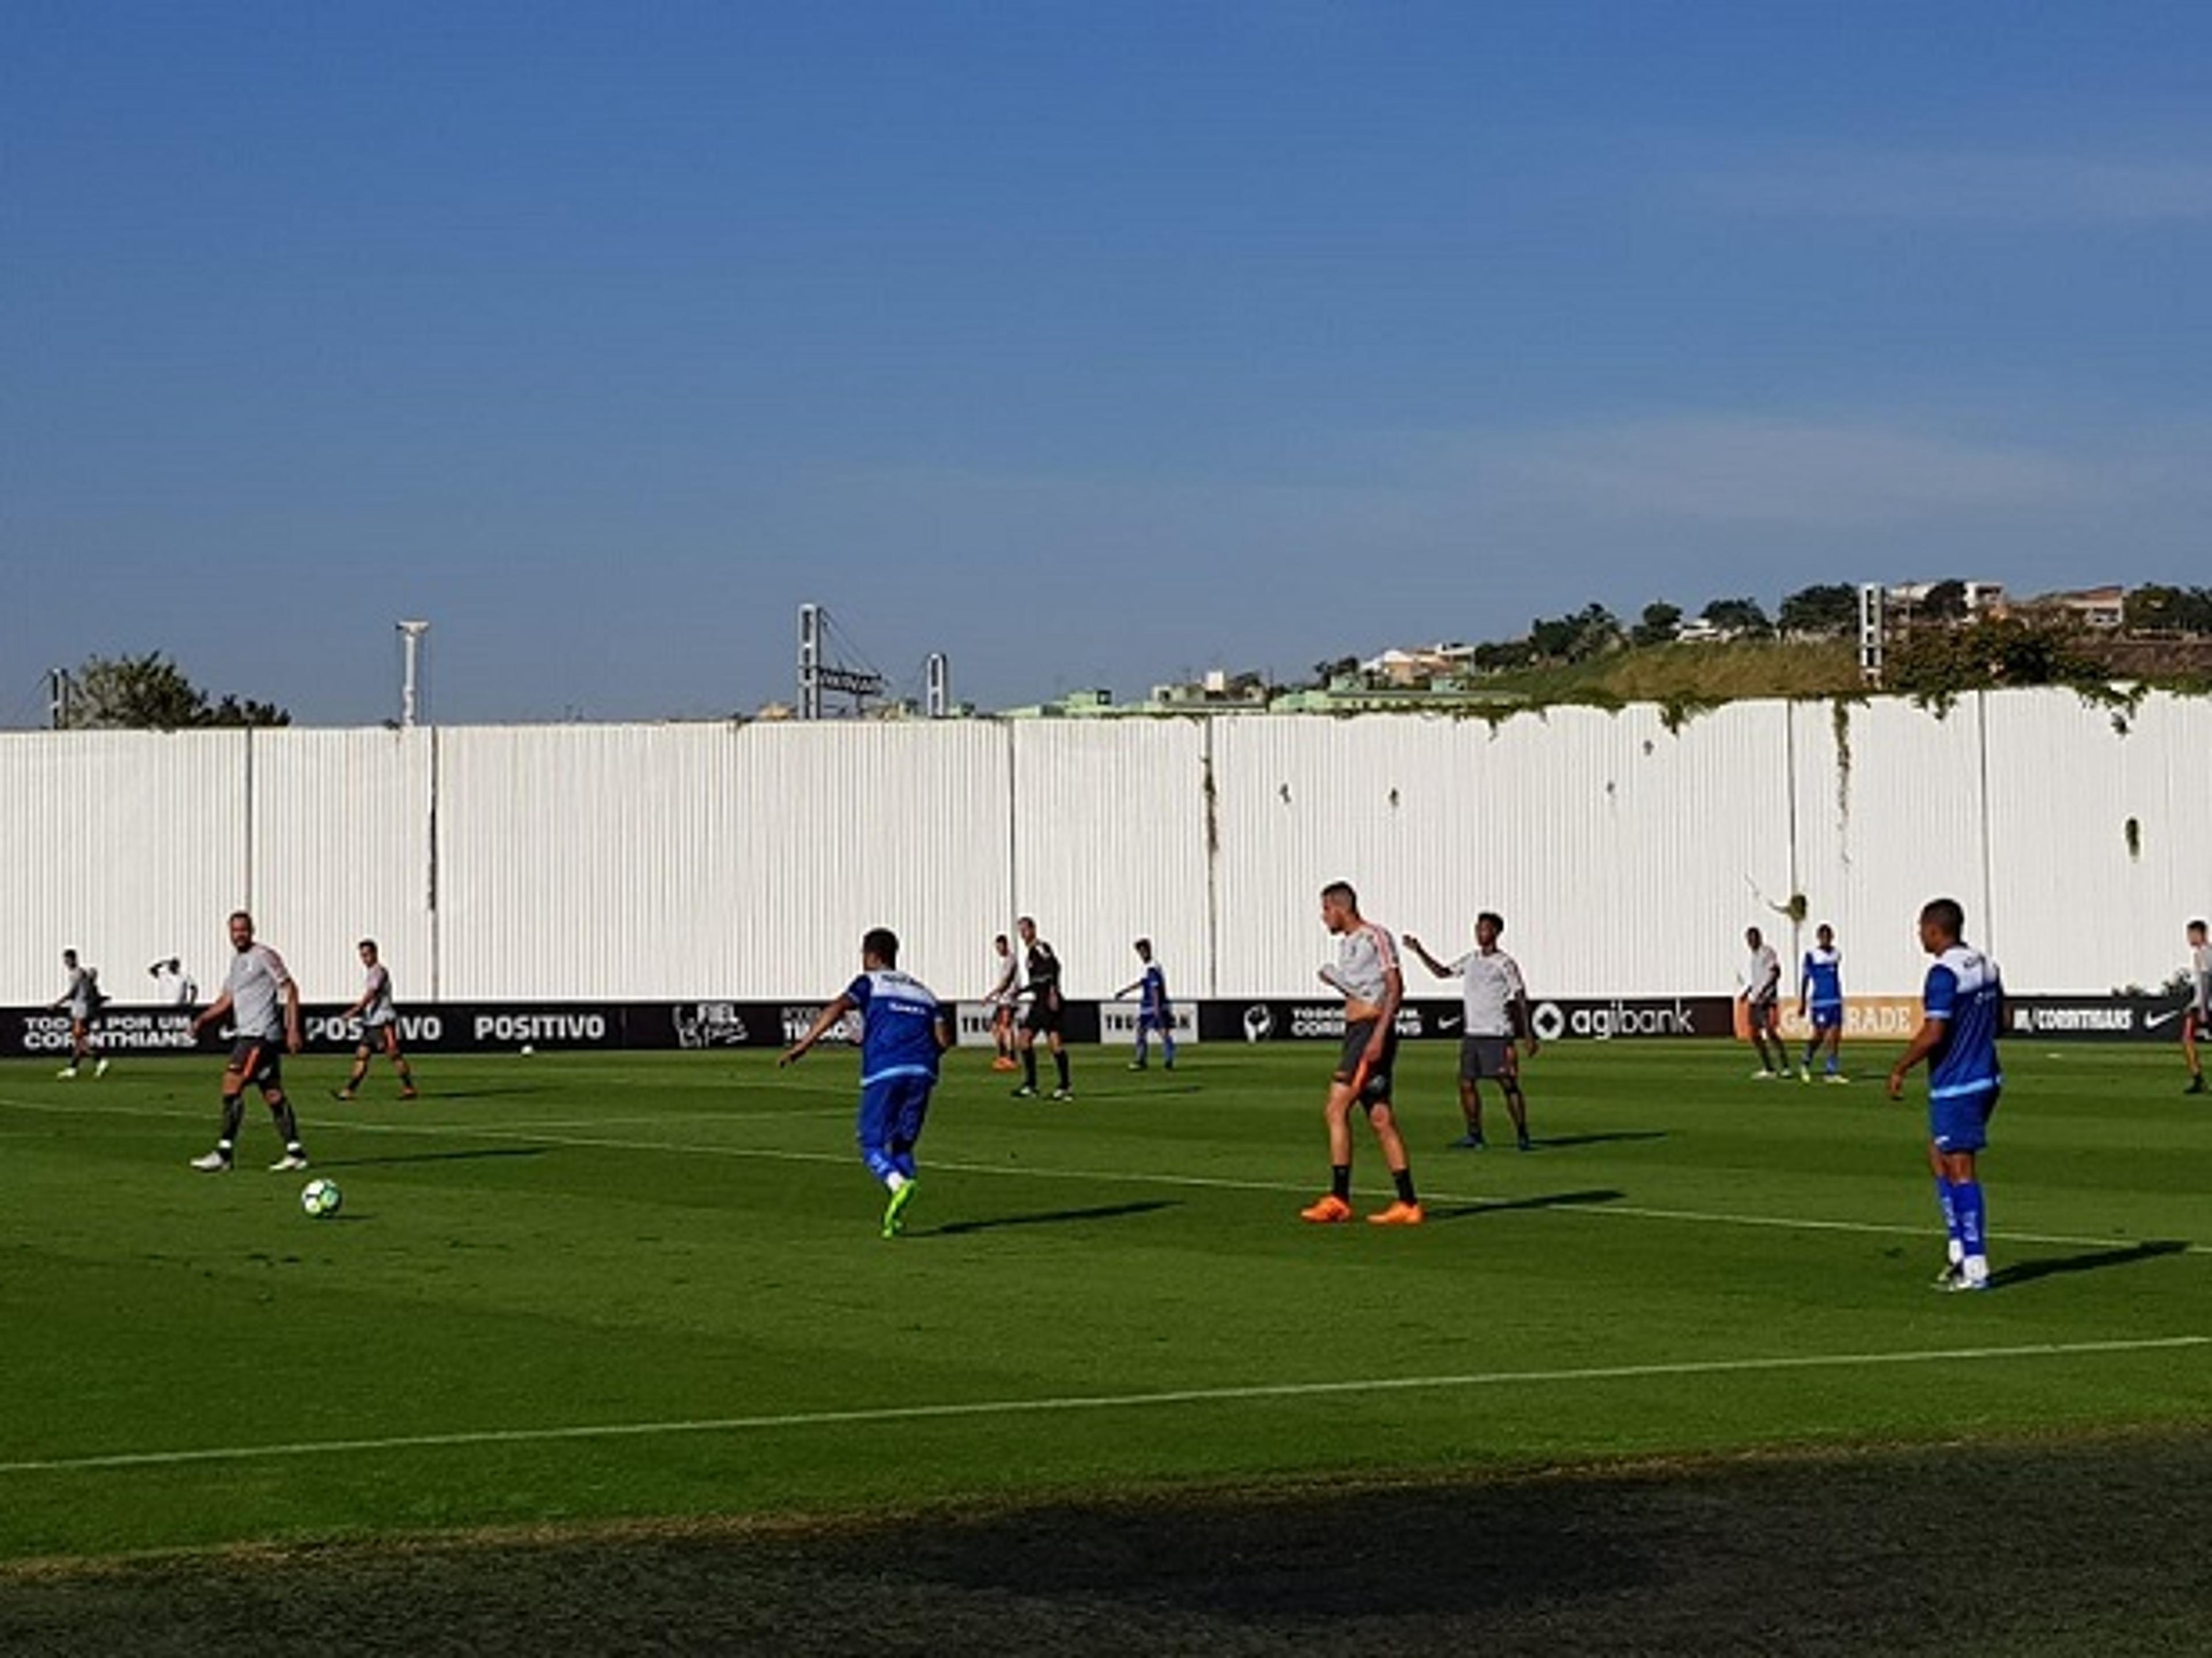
left=1335, top=1019, right=1398, bottom=1107
left=359, top=1020, right=403, bottom=1055
left=1459, top=1035, right=1517, bottom=1082
left=1024, top=995, right=1063, bottom=1036
left=229, top=1037, right=283, bottom=1088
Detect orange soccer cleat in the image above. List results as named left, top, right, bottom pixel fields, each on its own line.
left=1300, top=1194, right=1355, bottom=1224
left=1367, top=1201, right=1425, bottom=1227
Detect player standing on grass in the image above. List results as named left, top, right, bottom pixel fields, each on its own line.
left=1739, top=926, right=1786, bottom=1079
left=1405, top=913, right=1537, bottom=1150
left=1301, top=882, right=1422, bottom=1226
left=1798, top=923, right=1847, bottom=1084
left=188, top=911, right=309, bottom=1173
left=1115, top=938, right=1176, bottom=1072
left=782, top=928, right=953, bottom=1238
left=984, top=932, right=1020, bottom=1072
left=334, top=940, right=419, bottom=1101
left=1887, top=898, right=2003, bottom=1292
left=51, top=949, right=108, bottom=1078
left=1012, top=915, right=1073, bottom=1100
left=2183, top=919, right=2209, bottom=1096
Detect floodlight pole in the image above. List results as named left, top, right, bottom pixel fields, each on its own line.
left=926, top=652, right=950, bottom=718
left=397, top=620, right=431, bottom=728
left=46, top=668, right=72, bottom=730
left=799, top=603, right=824, bottom=720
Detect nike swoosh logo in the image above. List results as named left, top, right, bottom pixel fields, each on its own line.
left=2146, top=1009, right=2184, bottom=1030
left=1440, top=1016, right=1462, bottom=1031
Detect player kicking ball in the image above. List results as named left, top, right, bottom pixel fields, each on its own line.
left=1301, top=882, right=1422, bottom=1227
left=782, top=928, right=953, bottom=1239
left=1887, top=898, right=2004, bottom=1292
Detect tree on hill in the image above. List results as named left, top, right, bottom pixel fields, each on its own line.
left=1528, top=603, right=1623, bottom=664
left=1778, top=584, right=1858, bottom=638
left=60, top=653, right=291, bottom=730
left=1700, top=597, right=1771, bottom=637
left=1883, top=614, right=2097, bottom=706
left=1630, top=601, right=1683, bottom=648
left=1921, top=579, right=1969, bottom=621
left=2123, top=585, right=2212, bottom=635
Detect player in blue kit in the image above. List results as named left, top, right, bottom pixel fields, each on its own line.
left=782, top=928, right=954, bottom=1237
left=1115, top=938, right=1176, bottom=1072
left=1887, top=899, right=2004, bottom=1292
left=1797, top=923, right=1847, bottom=1084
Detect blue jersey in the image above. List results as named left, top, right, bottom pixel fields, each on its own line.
left=1140, top=962, right=1168, bottom=1014
left=845, top=970, right=944, bottom=1087
left=1802, top=948, right=1843, bottom=1009
left=1923, top=945, right=2002, bottom=1100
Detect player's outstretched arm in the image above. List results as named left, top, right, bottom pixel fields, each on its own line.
left=1402, top=935, right=1453, bottom=978
left=780, top=995, right=855, bottom=1067
left=190, top=991, right=234, bottom=1036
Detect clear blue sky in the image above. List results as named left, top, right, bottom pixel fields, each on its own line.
left=5, top=2, right=2208, bottom=724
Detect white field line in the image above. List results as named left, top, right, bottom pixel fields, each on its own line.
left=0, top=1335, right=2200, bottom=1477
left=1, top=1096, right=2196, bottom=1258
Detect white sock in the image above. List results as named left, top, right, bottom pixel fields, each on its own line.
left=1962, top=1254, right=1989, bottom=1285
left=885, top=1172, right=910, bottom=1193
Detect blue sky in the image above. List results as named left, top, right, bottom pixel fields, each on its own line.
left=4, top=1, right=2208, bottom=723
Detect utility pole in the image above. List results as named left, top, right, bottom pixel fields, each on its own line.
left=1857, top=584, right=1885, bottom=686
left=925, top=652, right=951, bottom=718
left=397, top=619, right=431, bottom=728
left=46, top=668, right=73, bottom=730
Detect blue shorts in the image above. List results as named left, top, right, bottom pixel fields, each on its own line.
left=857, top=1072, right=935, bottom=1156
left=1809, top=1002, right=1843, bottom=1032
left=1137, top=1008, right=1171, bottom=1034
left=1930, top=1085, right=2000, bottom=1154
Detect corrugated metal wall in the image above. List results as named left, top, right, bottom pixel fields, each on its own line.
left=3, top=693, right=2209, bottom=1004
left=0, top=730, right=249, bottom=1005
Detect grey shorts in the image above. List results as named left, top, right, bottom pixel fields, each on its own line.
left=1459, top=1035, right=1517, bottom=1082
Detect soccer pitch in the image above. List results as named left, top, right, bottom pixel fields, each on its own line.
left=3, top=1041, right=2209, bottom=1648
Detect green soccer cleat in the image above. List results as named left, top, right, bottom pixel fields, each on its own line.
left=881, top=1180, right=918, bottom=1239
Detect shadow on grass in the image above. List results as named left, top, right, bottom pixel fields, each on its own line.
left=1988, top=1239, right=2190, bottom=1289
left=930, top=1200, right=1179, bottom=1236
left=315, top=1147, right=550, bottom=1171
left=1425, top=1188, right=1626, bottom=1222
left=1527, top=1130, right=1670, bottom=1150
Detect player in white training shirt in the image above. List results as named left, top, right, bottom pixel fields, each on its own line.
left=1738, top=926, right=1786, bottom=1079
left=334, top=939, right=420, bottom=1101
left=1406, top=912, right=1539, bottom=1151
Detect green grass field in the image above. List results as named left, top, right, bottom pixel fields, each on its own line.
left=3, top=1039, right=2209, bottom=1649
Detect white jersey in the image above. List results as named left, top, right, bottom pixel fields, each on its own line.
left=1447, top=949, right=1527, bottom=1038
left=1327, top=921, right=1400, bottom=1008
left=2195, top=943, right=2211, bottom=1017
left=362, top=963, right=396, bottom=1027
left=225, top=944, right=294, bottom=1041
left=987, top=950, right=1020, bottom=1007
left=1741, top=945, right=1780, bottom=1002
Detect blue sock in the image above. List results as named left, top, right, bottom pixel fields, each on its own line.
left=1162, top=1034, right=1176, bottom=1067
left=1134, top=1031, right=1149, bottom=1065
left=1825, top=1052, right=1840, bottom=1074
left=1953, top=1179, right=1987, bottom=1262
left=1934, top=1178, right=1962, bottom=1258
left=862, top=1145, right=900, bottom=1186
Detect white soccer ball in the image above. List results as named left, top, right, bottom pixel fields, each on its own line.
left=301, top=1178, right=342, bottom=1218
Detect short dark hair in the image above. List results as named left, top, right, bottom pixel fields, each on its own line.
left=2190, top=919, right=2209, bottom=936
left=228, top=910, right=252, bottom=926
left=62, top=948, right=77, bottom=963
left=1921, top=898, right=1965, bottom=938
left=1017, top=915, right=1035, bottom=929
left=1320, top=881, right=1357, bottom=907
left=994, top=933, right=1009, bottom=947
left=358, top=938, right=378, bottom=954
left=1134, top=937, right=1152, bottom=953
left=1477, top=911, right=1505, bottom=933
left=862, top=927, right=899, bottom=966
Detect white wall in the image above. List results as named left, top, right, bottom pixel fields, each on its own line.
left=3, top=691, right=2208, bottom=1005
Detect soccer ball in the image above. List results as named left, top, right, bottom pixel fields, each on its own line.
left=301, top=1178, right=342, bottom=1218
